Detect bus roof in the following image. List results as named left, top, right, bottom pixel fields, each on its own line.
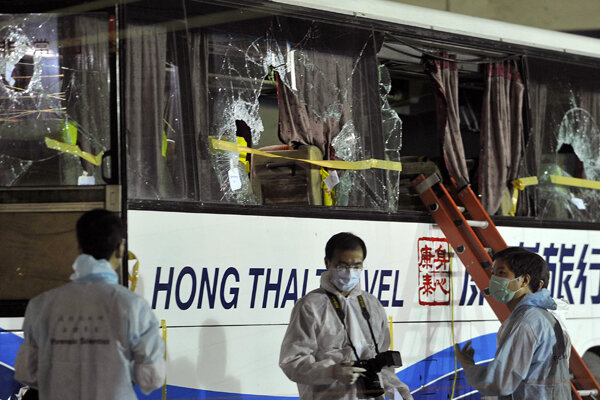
left=272, top=0, right=600, bottom=58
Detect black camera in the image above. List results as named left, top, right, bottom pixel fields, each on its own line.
left=353, top=351, right=402, bottom=399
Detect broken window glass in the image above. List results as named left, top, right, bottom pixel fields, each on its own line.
left=0, top=14, right=110, bottom=187
left=520, top=57, right=600, bottom=222
left=206, top=28, right=269, bottom=205
left=201, top=15, right=403, bottom=211
left=125, top=19, right=199, bottom=201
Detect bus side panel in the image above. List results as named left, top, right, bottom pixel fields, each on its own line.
left=126, top=210, right=600, bottom=397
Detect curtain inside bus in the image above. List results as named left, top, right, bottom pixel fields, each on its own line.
left=479, top=60, right=524, bottom=215
left=422, top=53, right=469, bottom=186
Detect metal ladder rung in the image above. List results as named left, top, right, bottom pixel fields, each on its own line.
left=466, top=219, right=489, bottom=229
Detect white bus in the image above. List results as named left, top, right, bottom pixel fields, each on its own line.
left=1, top=1, right=600, bottom=399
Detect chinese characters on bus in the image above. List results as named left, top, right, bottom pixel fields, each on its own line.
left=418, top=237, right=451, bottom=306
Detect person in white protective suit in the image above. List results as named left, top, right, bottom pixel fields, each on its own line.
left=454, top=247, right=571, bottom=399
left=279, top=232, right=413, bottom=400
left=14, top=209, right=165, bottom=399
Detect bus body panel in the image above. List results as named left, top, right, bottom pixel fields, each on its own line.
left=121, top=210, right=600, bottom=396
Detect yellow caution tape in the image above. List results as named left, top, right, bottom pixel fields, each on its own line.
left=61, top=120, right=77, bottom=145
left=388, top=315, right=393, bottom=351
left=210, top=137, right=402, bottom=172
left=127, top=251, right=140, bottom=292
left=161, top=130, right=168, bottom=158
left=510, top=176, right=539, bottom=216
left=236, top=136, right=250, bottom=173
left=449, top=247, right=458, bottom=399
left=549, top=175, right=600, bottom=190
left=161, top=319, right=167, bottom=400
left=512, top=176, right=539, bottom=191
left=510, top=174, right=600, bottom=216
left=319, top=168, right=334, bottom=206
left=45, top=137, right=104, bottom=166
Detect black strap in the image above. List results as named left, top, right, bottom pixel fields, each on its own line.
left=326, top=291, right=360, bottom=360
left=357, top=295, right=380, bottom=354
left=325, top=291, right=381, bottom=359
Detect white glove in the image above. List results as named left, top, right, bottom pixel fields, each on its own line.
left=396, top=382, right=414, bottom=400
left=330, top=363, right=367, bottom=384
left=384, top=381, right=414, bottom=400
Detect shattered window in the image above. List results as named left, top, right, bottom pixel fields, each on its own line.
left=520, top=57, right=600, bottom=222
left=0, top=14, right=110, bottom=187
left=378, top=39, right=489, bottom=212
left=125, top=21, right=199, bottom=200
left=199, top=16, right=403, bottom=212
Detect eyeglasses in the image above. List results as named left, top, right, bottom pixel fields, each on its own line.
left=334, top=263, right=363, bottom=271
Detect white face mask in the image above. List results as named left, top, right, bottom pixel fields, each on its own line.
left=330, top=268, right=361, bottom=292
left=489, top=275, right=521, bottom=303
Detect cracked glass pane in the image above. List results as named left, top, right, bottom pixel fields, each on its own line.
left=0, top=14, right=110, bottom=186
left=521, top=58, right=600, bottom=221
left=380, top=64, right=403, bottom=211
left=207, top=30, right=270, bottom=205
left=203, top=17, right=401, bottom=211
left=124, top=21, right=201, bottom=201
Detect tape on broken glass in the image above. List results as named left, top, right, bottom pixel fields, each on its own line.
left=511, top=175, right=600, bottom=215
left=209, top=137, right=403, bottom=172
left=45, top=137, right=104, bottom=166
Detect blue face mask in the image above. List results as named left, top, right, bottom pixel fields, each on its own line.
left=489, top=275, right=521, bottom=303
left=330, top=268, right=361, bottom=292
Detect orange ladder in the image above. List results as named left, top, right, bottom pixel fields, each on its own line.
left=411, top=173, right=600, bottom=400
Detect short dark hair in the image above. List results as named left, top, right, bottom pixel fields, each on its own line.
left=325, top=232, right=367, bottom=260
left=76, top=209, right=123, bottom=261
left=492, top=247, right=549, bottom=293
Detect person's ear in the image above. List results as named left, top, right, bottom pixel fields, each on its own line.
left=324, top=257, right=330, bottom=269
left=115, top=241, right=124, bottom=259
left=521, top=274, right=531, bottom=289
left=537, top=280, right=544, bottom=292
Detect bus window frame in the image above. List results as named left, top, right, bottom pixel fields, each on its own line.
left=120, top=1, right=600, bottom=229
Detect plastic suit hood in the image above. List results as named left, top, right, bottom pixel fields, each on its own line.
left=464, top=288, right=571, bottom=399
left=14, top=254, right=165, bottom=399
left=279, top=270, right=410, bottom=400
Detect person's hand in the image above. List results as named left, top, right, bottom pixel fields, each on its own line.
left=330, top=363, right=366, bottom=384
left=384, top=381, right=414, bottom=400
left=396, top=381, right=414, bottom=400
left=454, top=340, right=475, bottom=369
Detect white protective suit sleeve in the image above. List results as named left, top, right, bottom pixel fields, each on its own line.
left=372, top=300, right=413, bottom=400
left=464, top=320, right=537, bottom=396
left=14, top=300, right=39, bottom=388
left=129, top=298, right=166, bottom=394
left=279, top=299, right=338, bottom=385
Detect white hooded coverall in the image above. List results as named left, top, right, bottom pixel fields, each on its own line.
left=464, top=288, right=571, bottom=399
left=14, top=254, right=165, bottom=400
left=279, top=271, right=411, bottom=400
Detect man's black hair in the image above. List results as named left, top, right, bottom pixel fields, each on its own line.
left=325, top=232, right=367, bottom=260
left=76, top=209, right=123, bottom=261
left=492, top=247, right=549, bottom=293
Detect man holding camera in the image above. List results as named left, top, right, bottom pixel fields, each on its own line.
left=279, top=232, right=413, bottom=400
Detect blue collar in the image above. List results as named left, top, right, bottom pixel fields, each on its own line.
left=70, top=254, right=119, bottom=284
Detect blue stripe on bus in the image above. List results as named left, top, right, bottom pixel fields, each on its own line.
left=0, top=363, right=22, bottom=400
left=397, top=332, right=496, bottom=395
left=0, top=329, right=23, bottom=400
left=135, top=333, right=496, bottom=400
left=0, top=329, right=23, bottom=367
left=1, top=327, right=495, bottom=400
left=135, top=386, right=297, bottom=399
